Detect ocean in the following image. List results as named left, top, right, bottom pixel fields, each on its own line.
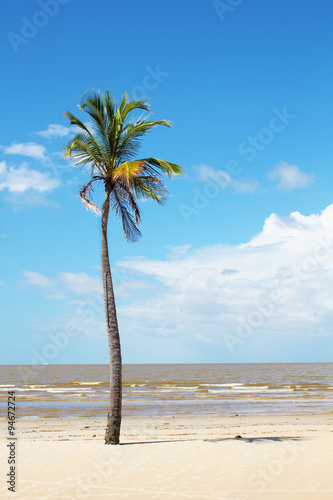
left=0, top=363, right=332, bottom=418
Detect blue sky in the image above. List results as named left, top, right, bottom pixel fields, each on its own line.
left=1, top=0, right=333, bottom=364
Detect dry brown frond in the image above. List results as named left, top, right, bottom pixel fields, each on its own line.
left=79, top=181, right=101, bottom=216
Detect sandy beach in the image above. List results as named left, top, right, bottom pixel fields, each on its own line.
left=1, top=413, right=332, bottom=499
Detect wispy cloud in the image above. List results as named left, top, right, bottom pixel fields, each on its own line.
left=58, top=272, right=102, bottom=296
left=35, top=124, right=72, bottom=139
left=35, top=121, right=93, bottom=140
left=20, top=271, right=65, bottom=300
left=19, top=271, right=102, bottom=301
left=194, top=164, right=260, bottom=193
left=21, top=271, right=53, bottom=289
left=4, top=192, right=61, bottom=211
left=2, top=142, right=46, bottom=159
left=0, top=161, right=60, bottom=192
left=232, top=177, right=260, bottom=193
left=268, top=162, right=313, bottom=190
left=18, top=267, right=153, bottom=305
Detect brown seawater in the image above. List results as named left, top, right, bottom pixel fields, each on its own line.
left=0, top=363, right=332, bottom=418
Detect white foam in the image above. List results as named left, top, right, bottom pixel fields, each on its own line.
left=200, top=383, right=244, bottom=388
left=78, top=382, right=103, bottom=386
left=208, top=386, right=294, bottom=394
left=43, top=388, right=94, bottom=393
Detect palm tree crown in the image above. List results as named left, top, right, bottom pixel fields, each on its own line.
left=63, top=89, right=183, bottom=238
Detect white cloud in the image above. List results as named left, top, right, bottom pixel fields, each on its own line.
left=268, top=162, right=313, bottom=190
left=0, top=162, right=60, bottom=192
left=58, top=272, right=102, bottom=295
left=44, top=291, right=66, bottom=301
left=18, top=267, right=154, bottom=321
left=36, top=124, right=72, bottom=139
left=4, top=192, right=61, bottom=211
left=114, top=204, right=333, bottom=346
left=19, top=270, right=103, bottom=300
left=194, top=164, right=231, bottom=185
left=114, top=278, right=152, bottom=298
left=2, top=142, right=46, bottom=159
left=232, top=178, right=260, bottom=193
left=17, top=205, right=333, bottom=356
left=35, top=121, right=93, bottom=139
left=166, top=245, right=192, bottom=259
left=194, top=164, right=259, bottom=193
left=21, top=271, right=53, bottom=289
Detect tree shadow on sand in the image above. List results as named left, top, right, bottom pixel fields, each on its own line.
left=205, top=436, right=309, bottom=443
left=120, top=436, right=309, bottom=445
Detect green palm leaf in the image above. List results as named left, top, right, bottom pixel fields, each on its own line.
left=63, top=89, right=184, bottom=239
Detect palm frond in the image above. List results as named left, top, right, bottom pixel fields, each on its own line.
left=112, top=160, right=144, bottom=186
left=114, top=158, right=183, bottom=180
left=110, top=188, right=141, bottom=242
left=79, top=178, right=101, bottom=215
left=115, top=118, right=171, bottom=164
left=78, top=91, right=110, bottom=159
left=63, top=88, right=183, bottom=241
left=112, top=160, right=168, bottom=204
left=145, top=158, right=184, bottom=178
left=118, top=92, right=151, bottom=120
left=63, top=133, right=107, bottom=175
left=63, top=111, right=92, bottom=135
left=130, top=177, right=168, bottom=204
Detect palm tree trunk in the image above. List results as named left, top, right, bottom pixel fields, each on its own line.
left=101, top=190, right=122, bottom=445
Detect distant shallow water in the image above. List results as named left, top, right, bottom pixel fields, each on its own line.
left=0, top=363, right=332, bottom=418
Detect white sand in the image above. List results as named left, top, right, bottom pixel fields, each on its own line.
left=1, top=413, right=333, bottom=499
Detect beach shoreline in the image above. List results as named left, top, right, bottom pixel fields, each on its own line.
left=1, top=413, right=332, bottom=499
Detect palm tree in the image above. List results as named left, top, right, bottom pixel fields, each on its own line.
left=63, top=89, right=183, bottom=444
